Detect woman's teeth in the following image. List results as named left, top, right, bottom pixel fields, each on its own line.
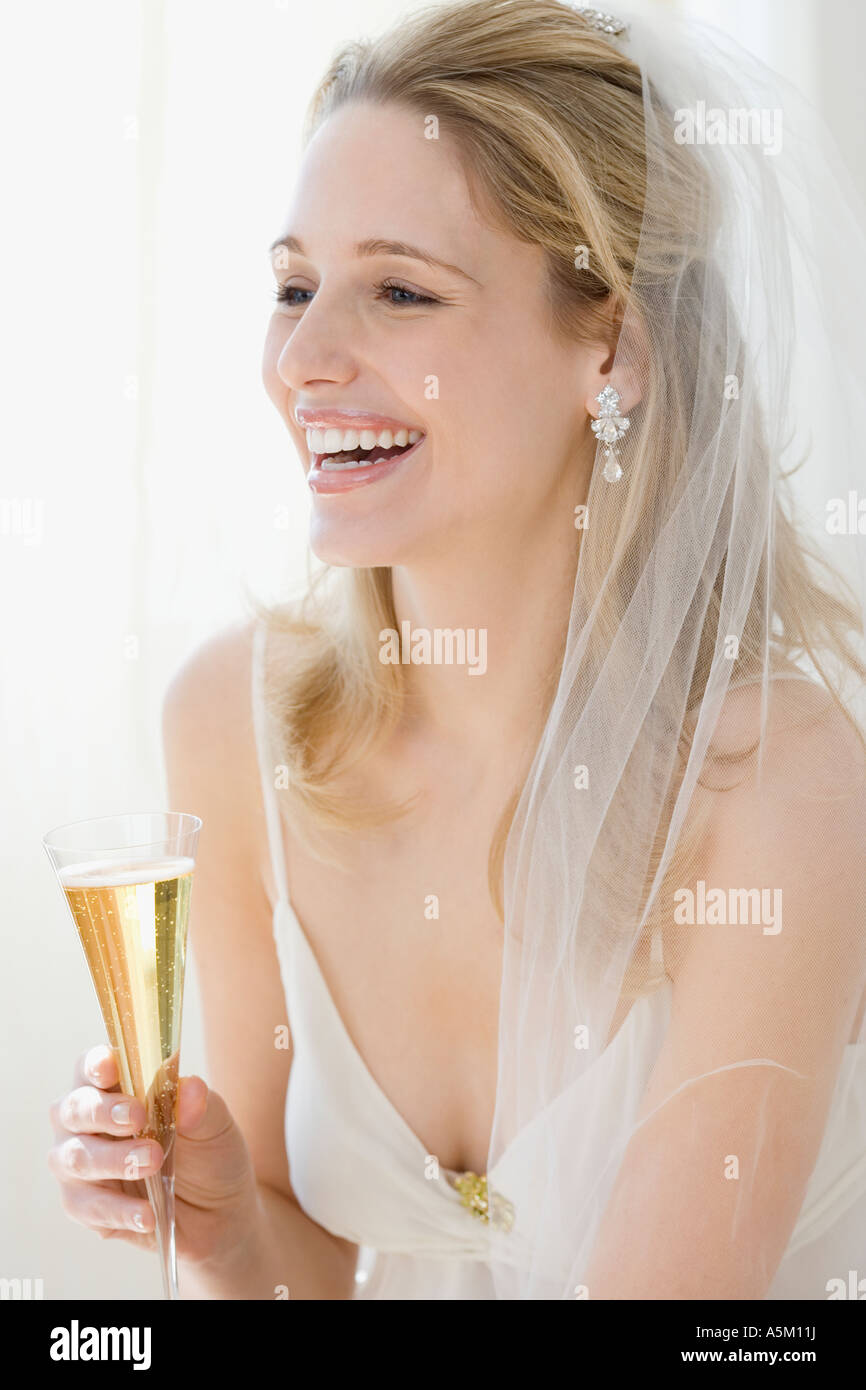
left=307, top=426, right=420, bottom=452
left=306, top=425, right=423, bottom=471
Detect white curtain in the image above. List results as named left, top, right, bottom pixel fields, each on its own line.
left=0, top=0, right=858, bottom=1299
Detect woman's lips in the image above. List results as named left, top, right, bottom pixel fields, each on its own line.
left=306, top=434, right=426, bottom=494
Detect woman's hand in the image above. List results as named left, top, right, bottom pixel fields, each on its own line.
left=48, top=1043, right=260, bottom=1269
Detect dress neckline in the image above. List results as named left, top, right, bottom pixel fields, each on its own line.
left=276, top=894, right=477, bottom=1179
left=272, top=893, right=676, bottom=1185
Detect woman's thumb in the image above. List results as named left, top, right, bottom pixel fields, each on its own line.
left=175, top=1074, right=231, bottom=1141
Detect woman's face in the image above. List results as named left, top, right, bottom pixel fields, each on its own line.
left=263, top=100, right=603, bottom=568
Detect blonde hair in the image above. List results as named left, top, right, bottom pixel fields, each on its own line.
left=250, top=0, right=866, bottom=945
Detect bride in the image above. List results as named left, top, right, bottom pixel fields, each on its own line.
left=49, top=0, right=866, bottom=1299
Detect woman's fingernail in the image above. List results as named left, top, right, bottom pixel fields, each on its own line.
left=132, top=1212, right=148, bottom=1232
left=127, top=1145, right=153, bottom=1173
left=85, top=1045, right=111, bottom=1077
left=111, top=1102, right=131, bottom=1125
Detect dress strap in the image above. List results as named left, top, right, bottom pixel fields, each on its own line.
left=251, top=619, right=290, bottom=907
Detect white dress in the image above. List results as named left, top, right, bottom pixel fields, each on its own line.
left=251, top=624, right=866, bottom=1300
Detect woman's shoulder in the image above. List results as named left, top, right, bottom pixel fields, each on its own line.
left=704, top=673, right=866, bottom=796
left=162, top=617, right=257, bottom=739
left=161, top=616, right=307, bottom=901
left=162, top=613, right=312, bottom=791
left=161, top=611, right=306, bottom=731
left=161, top=619, right=260, bottom=833
left=161, top=616, right=306, bottom=821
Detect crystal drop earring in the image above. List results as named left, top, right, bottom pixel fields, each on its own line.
left=591, top=384, right=630, bottom=482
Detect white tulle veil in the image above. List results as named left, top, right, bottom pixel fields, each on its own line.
left=484, top=5, right=866, bottom=1299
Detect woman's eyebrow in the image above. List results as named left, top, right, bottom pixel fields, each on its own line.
left=268, top=233, right=481, bottom=286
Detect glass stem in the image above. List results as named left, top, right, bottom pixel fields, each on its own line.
left=145, top=1170, right=179, bottom=1300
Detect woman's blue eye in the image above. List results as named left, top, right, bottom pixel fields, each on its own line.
left=273, top=284, right=313, bottom=307
left=272, top=280, right=438, bottom=308
left=378, top=280, right=438, bottom=306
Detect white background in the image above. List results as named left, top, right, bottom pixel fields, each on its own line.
left=1, top=0, right=863, bottom=1299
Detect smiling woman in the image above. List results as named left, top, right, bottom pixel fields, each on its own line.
left=48, top=0, right=866, bottom=1306
left=260, top=91, right=581, bottom=568
left=241, top=0, right=866, bottom=1302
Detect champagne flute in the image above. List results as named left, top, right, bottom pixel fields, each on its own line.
left=43, top=811, right=201, bottom=1300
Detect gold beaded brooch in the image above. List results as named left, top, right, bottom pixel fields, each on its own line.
left=452, top=1172, right=515, bottom=1233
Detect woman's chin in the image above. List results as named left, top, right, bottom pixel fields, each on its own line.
left=308, top=518, right=409, bottom=569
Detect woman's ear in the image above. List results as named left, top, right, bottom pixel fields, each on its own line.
left=583, top=302, right=648, bottom=418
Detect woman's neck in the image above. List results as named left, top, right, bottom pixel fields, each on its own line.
left=389, top=509, right=579, bottom=758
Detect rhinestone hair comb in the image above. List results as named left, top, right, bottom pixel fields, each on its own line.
left=574, top=6, right=629, bottom=36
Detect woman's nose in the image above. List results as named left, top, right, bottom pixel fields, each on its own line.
left=274, top=292, right=359, bottom=391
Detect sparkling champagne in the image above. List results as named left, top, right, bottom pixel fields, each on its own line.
left=45, top=812, right=200, bottom=1299
left=59, top=858, right=194, bottom=1250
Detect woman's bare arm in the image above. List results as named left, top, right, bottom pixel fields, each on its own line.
left=582, top=692, right=866, bottom=1299
left=161, top=619, right=358, bottom=1299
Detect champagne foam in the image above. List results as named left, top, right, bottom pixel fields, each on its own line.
left=59, top=857, right=195, bottom=889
